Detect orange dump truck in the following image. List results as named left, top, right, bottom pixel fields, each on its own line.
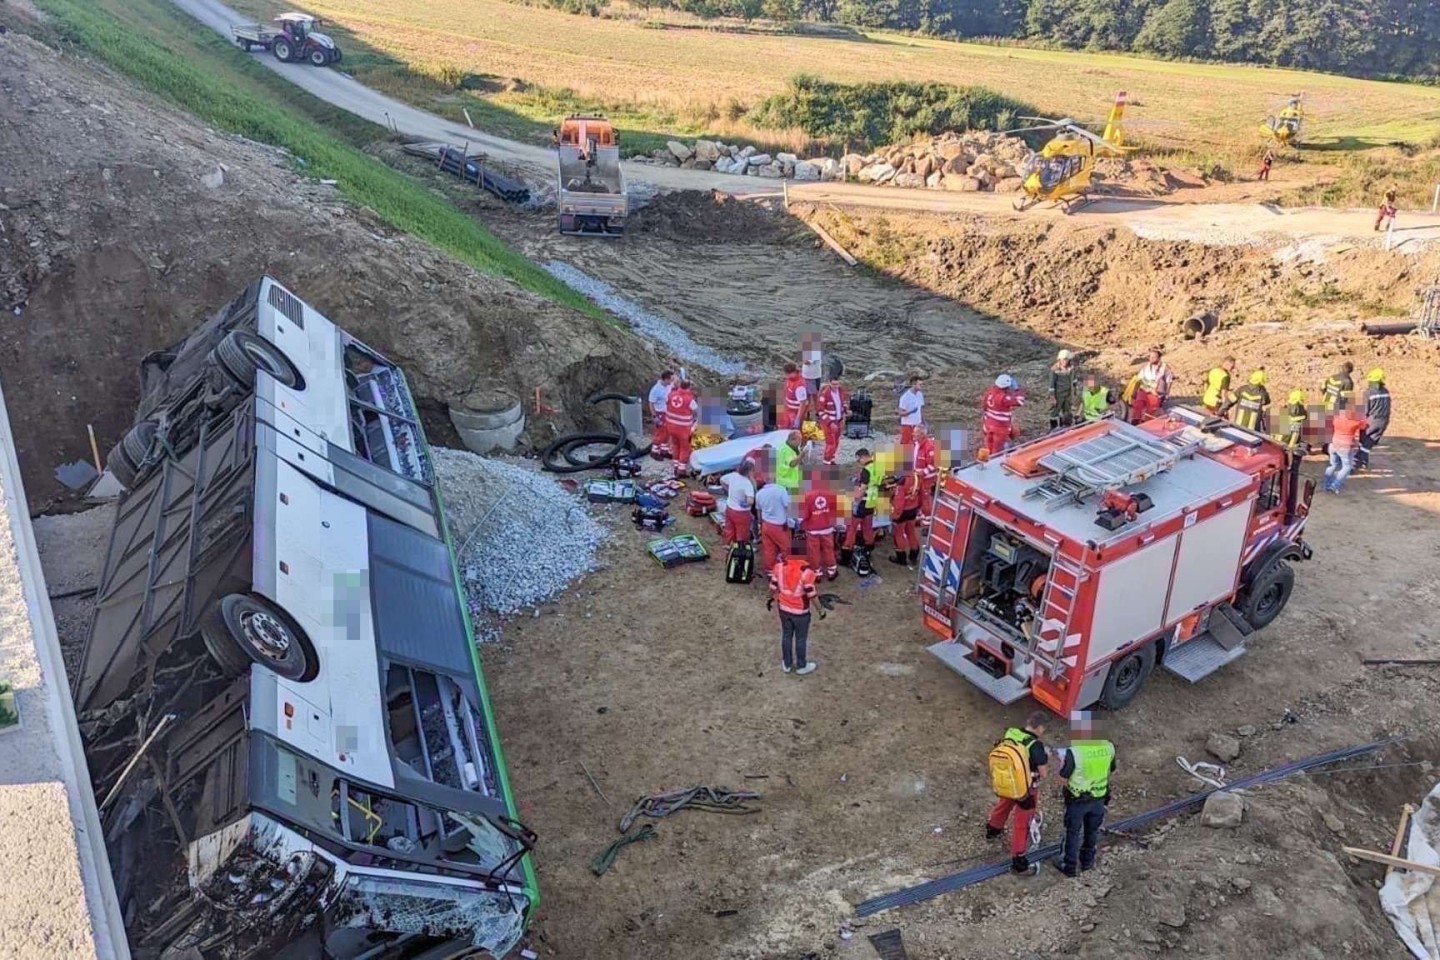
left=555, top=115, right=628, bottom=235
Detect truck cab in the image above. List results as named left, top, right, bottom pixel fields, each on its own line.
left=920, top=408, right=1313, bottom=716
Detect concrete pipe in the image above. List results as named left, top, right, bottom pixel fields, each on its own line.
left=1360, top=320, right=1417, bottom=336
left=449, top=390, right=525, bottom=455
left=1180, top=312, right=1218, bottom=339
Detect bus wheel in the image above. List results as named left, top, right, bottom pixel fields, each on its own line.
left=202, top=594, right=317, bottom=681
left=212, top=330, right=304, bottom=390
left=1099, top=641, right=1155, bottom=710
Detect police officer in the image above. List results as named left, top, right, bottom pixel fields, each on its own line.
left=1280, top=389, right=1308, bottom=449
left=1355, top=368, right=1391, bottom=470
left=1232, top=369, right=1271, bottom=432
left=1055, top=738, right=1117, bottom=877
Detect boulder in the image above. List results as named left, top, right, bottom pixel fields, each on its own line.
left=746, top=153, right=772, bottom=167
left=680, top=158, right=696, bottom=169
left=859, top=162, right=896, bottom=183
left=901, top=158, right=917, bottom=175
left=842, top=153, right=867, bottom=175
left=915, top=155, right=935, bottom=179
left=667, top=140, right=694, bottom=162
left=729, top=144, right=743, bottom=158
left=793, top=160, right=821, bottom=181
left=744, top=165, right=759, bottom=176
left=756, top=162, right=784, bottom=178
left=944, top=176, right=983, bottom=192
left=943, top=155, right=971, bottom=175
left=925, top=171, right=942, bottom=189
left=1201, top=791, right=1244, bottom=828
left=1206, top=732, right=1242, bottom=762
left=740, top=145, right=756, bottom=159
left=873, top=164, right=898, bottom=184
left=820, top=157, right=841, bottom=178
left=651, top=148, right=670, bottom=161
left=992, top=163, right=1017, bottom=180
left=781, top=161, right=795, bottom=177
left=892, top=172, right=926, bottom=189
left=694, top=139, right=720, bottom=162
left=995, top=177, right=1025, bottom=193
left=693, top=159, right=712, bottom=171
left=776, top=152, right=798, bottom=164
left=937, top=141, right=968, bottom=161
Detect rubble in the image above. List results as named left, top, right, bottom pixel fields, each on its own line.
left=1200, top=792, right=1245, bottom=828
left=1206, top=732, right=1242, bottom=762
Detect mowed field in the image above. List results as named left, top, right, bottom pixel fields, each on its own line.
left=229, top=0, right=1440, bottom=152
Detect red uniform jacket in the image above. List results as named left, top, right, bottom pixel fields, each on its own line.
left=913, top=435, right=938, bottom=482
left=817, top=384, right=848, bottom=423
left=666, top=387, right=697, bottom=430
left=799, top=488, right=838, bottom=534
left=982, top=386, right=1024, bottom=429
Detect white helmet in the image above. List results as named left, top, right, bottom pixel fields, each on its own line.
left=995, top=374, right=1010, bottom=389
left=1057, top=349, right=1072, bottom=361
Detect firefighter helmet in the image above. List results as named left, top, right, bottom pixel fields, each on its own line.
left=1288, top=389, right=1306, bottom=405
left=1367, top=367, right=1385, bottom=383
left=1248, top=370, right=1267, bottom=386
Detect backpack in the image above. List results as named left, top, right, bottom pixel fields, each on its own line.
left=726, top=542, right=755, bottom=584
left=988, top=736, right=1033, bottom=800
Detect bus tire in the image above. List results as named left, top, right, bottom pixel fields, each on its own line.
left=201, top=594, right=317, bottom=682
left=1099, top=641, right=1155, bottom=711
left=212, top=330, right=304, bottom=390
left=105, top=420, right=157, bottom=489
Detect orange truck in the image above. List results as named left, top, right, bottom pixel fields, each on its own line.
left=555, top=115, right=628, bottom=235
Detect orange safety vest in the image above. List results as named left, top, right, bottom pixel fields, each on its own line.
left=771, top=559, right=816, bottom=615
left=666, top=388, right=696, bottom=430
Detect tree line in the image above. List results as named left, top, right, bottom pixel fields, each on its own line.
left=615, top=0, right=1440, bottom=80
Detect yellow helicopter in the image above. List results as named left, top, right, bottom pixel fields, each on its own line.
left=1261, top=93, right=1305, bottom=148
left=1009, top=91, right=1130, bottom=212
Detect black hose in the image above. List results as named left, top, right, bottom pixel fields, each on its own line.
left=542, top=429, right=628, bottom=474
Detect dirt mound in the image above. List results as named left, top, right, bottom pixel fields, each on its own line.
left=629, top=190, right=805, bottom=245
left=0, top=32, right=660, bottom=509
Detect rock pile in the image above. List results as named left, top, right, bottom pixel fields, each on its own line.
left=840, top=130, right=1033, bottom=193
left=633, top=138, right=846, bottom=182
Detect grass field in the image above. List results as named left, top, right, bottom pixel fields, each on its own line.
left=34, top=0, right=603, bottom=319
left=227, top=0, right=1440, bottom=161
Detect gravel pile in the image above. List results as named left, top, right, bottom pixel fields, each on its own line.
left=542, top=260, right=751, bottom=375
left=432, top=447, right=608, bottom=639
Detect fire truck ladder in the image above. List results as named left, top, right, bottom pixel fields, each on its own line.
left=1023, top=427, right=1200, bottom=509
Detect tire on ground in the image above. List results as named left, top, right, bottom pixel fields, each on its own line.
left=105, top=419, right=157, bottom=489
left=200, top=593, right=317, bottom=682
left=273, top=38, right=294, bottom=62
left=1099, top=640, right=1156, bottom=711
left=1239, top=559, right=1295, bottom=630
left=308, top=48, right=329, bottom=67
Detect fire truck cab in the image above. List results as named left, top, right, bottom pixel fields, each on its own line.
left=920, top=407, right=1315, bottom=715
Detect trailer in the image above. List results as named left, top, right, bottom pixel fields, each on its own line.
left=79, top=278, right=535, bottom=959
left=232, top=12, right=341, bottom=66
left=555, top=115, right=628, bottom=235
left=919, top=408, right=1315, bottom=715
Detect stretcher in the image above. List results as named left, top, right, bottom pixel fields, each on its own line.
left=687, top=429, right=792, bottom=477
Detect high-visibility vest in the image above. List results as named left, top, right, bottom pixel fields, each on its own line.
left=1322, top=374, right=1353, bottom=412
left=771, top=559, right=815, bottom=614
left=1081, top=387, right=1110, bottom=421
left=857, top=462, right=880, bottom=508
left=1233, top=384, right=1268, bottom=430
left=1364, top=386, right=1390, bottom=424
left=1064, top=740, right=1115, bottom=799
left=1202, top=368, right=1230, bottom=409
left=775, top=443, right=803, bottom=491
left=666, top=388, right=696, bottom=430
left=783, top=375, right=806, bottom=416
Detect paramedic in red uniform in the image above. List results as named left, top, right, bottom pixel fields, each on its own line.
left=719, top=461, right=756, bottom=544
left=665, top=378, right=698, bottom=475
left=982, top=375, right=1025, bottom=455
left=816, top=374, right=848, bottom=465
left=986, top=712, right=1051, bottom=876
left=888, top=466, right=921, bottom=568
left=755, top=479, right=793, bottom=574
left=912, top=422, right=938, bottom=518
left=779, top=362, right=810, bottom=430
left=648, top=370, right=674, bottom=454
left=800, top=470, right=840, bottom=580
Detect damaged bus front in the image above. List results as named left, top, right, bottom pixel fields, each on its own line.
left=74, top=277, right=536, bottom=959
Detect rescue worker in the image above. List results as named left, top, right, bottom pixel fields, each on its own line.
left=1080, top=374, right=1114, bottom=422
left=775, top=431, right=806, bottom=494
left=1375, top=188, right=1399, bottom=233
left=816, top=373, right=848, bottom=465
left=767, top=552, right=819, bottom=675
left=1048, top=349, right=1078, bottom=429
left=1201, top=357, right=1236, bottom=416
left=648, top=369, right=675, bottom=455
left=1279, top=389, right=1309, bottom=449
left=1129, top=348, right=1172, bottom=424
left=842, top=448, right=880, bottom=561
left=741, top=443, right=772, bottom=490
left=985, top=712, right=1051, bottom=876
left=912, top=422, right=939, bottom=519
left=779, top=362, right=810, bottom=430
left=982, top=374, right=1025, bottom=454
left=1257, top=147, right=1274, bottom=182
left=897, top=375, right=926, bottom=446
left=719, top=460, right=756, bottom=545
left=1355, top=368, right=1390, bottom=471
left=1055, top=738, right=1117, bottom=878
left=887, top=464, right=921, bottom=568
left=1322, top=361, right=1355, bottom=413
left=665, top=378, right=698, bottom=476
left=1325, top=405, right=1367, bottom=494
left=800, top=467, right=840, bottom=581
left=1232, top=369, right=1271, bottom=432
left=755, top=479, right=792, bottom=574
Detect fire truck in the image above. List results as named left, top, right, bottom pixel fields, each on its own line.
left=919, top=407, right=1315, bottom=715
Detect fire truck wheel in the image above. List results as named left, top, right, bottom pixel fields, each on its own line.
left=1240, top=559, right=1295, bottom=629
left=201, top=594, right=318, bottom=682
left=1100, top=642, right=1156, bottom=711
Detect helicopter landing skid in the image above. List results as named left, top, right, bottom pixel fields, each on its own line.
left=1060, top=194, right=1094, bottom=215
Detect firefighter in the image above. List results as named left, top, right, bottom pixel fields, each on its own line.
left=1232, top=369, right=1271, bottom=432
left=982, top=374, right=1025, bottom=454
left=1048, top=349, right=1077, bottom=429
left=912, top=421, right=939, bottom=519
left=887, top=464, right=921, bottom=568
left=1201, top=357, right=1236, bottom=416
left=985, top=712, right=1051, bottom=876
left=767, top=552, right=819, bottom=675
left=1055, top=738, right=1117, bottom=878
left=775, top=430, right=806, bottom=494
left=1129, top=348, right=1172, bottom=424
left=648, top=369, right=675, bottom=454
left=665, top=378, right=698, bottom=476
left=1279, top=389, right=1308, bottom=449
left=816, top=373, right=848, bottom=465
left=1080, top=374, right=1114, bottom=422
left=800, top=467, right=840, bottom=581
left=1375, top=188, right=1398, bottom=233
left=1322, top=361, right=1355, bottom=413
left=842, top=448, right=880, bottom=562
left=779, top=362, right=809, bottom=430
left=897, top=375, right=926, bottom=446
left=1355, top=368, right=1390, bottom=471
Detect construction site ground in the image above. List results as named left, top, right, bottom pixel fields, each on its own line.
left=7, top=22, right=1440, bottom=960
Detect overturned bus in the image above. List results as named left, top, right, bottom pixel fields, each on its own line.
left=74, top=277, right=536, bottom=959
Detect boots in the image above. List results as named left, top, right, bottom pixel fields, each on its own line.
left=888, top=551, right=908, bottom=566
left=1011, top=854, right=1038, bottom=876
left=839, top=547, right=854, bottom=566
left=908, top=549, right=920, bottom=566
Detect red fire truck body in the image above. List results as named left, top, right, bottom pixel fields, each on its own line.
left=919, top=407, right=1315, bottom=716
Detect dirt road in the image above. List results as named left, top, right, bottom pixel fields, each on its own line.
left=175, top=0, right=1440, bottom=248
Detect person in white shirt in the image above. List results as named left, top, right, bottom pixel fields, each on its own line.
left=755, top=480, right=793, bottom=574
left=1130, top=349, right=1172, bottom=424
left=801, top=334, right=824, bottom=395
left=648, top=370, right=675, bottom=451
left=720, top=462, right=757, bottom=544
left=897, top=375, right=925, bottom=445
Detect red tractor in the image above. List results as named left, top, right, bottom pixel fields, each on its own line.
left=231, top=12, right=342, bottom=67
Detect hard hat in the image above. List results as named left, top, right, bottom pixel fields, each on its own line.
left=1367, top=367, right=1385, bottom=383
left=1057, top=349, right=1072, bottom=361
left=995, top=374, right=1011, bottom=389
left=1248, top=370, right=1267, bottom=386
left=1288, top=389, right=1306, bottom=405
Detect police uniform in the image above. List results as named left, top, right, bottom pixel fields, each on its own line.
left=1057, top=740, right=1117, bottom=876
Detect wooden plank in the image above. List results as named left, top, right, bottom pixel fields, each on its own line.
left=1342, top=846, right=1440, bottom=877
left=1389, top=804, right=1416, bottom=873
left=1362, top=656, right=1440, bottom=666
left=806, top=220, right=857, bottom=266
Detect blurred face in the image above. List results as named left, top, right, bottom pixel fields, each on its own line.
left=1149, top=351, right=1161, bottom=365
